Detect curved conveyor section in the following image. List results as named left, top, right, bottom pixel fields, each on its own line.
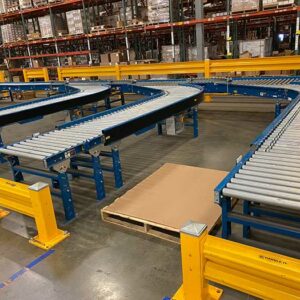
left=0, top=82, right=111, bottom=127
left=214, top=77, right=300, bottom=211
left=0, top=84, right=203, bottom=168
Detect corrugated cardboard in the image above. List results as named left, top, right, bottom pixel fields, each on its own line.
left=103, top=163, right=226, bottom=231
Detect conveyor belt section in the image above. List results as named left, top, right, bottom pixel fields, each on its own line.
left=0, top=84, right=203, bottom=168
left=0, top=82, right=111, bottom=127
left=214, top=77, right=300, bottom=239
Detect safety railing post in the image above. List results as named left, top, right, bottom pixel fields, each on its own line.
left=23, top=69, right=29, bottom=82
left=0, top=71, right=5, bottom=82
left=57, top=67, right=63, bottom=81
left=43, top=67, right=50, bottom=81
left=115, top=64, right=121, bottom=80
left=174, top=222, right=222, bottom=300
left=28, top=182, right=69, bottom=249
left=204, top=59, right=211, bottom=78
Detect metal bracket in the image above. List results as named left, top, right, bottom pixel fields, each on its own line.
left=52, top=160, right=70, bottom=173
left=89, top=145, right=102, bottom=157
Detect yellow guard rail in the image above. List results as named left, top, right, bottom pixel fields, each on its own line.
left=23, top=67, right=49, bottom=82
left=172, top=221, right=300, bottom=300
left=0, top=179, right=69, bottom=249
left=56, top=56, right=300, bottom=80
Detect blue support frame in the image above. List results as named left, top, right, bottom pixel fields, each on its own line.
left=91, top=155, right=106, bottom=200
left=192, top=106, right=199, bottom=138
left=8, top=162, right=76, bottom=221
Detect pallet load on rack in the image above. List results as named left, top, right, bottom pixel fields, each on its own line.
left=161, top=45, right=180, bottom=62
left=19, top=0, right=32, bottom=9
left=0, top=0, right=19, bottom=12
left=239, top=38, right=273, bottom=58
left=119, top=0, right=147, bottom=26
left=32, top=0, right=47, bottom=7
left=148, top=0, right=178, bottom=23
left=1, top=24, right=25, bottom=43
left=66, top=9, right=85, bottom=35
left=231, top=0, right=259, bottom=13
left=38, top=14, right=68, bottom=38
left=263, top=0, right=294, bottom=9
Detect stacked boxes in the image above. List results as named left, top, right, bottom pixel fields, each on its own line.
left=239, top=38, right=273, bottom=57
left=263, top=0, right=294, bottom=9
left=120, top=5, right=147, bottom=25
left=66, top=9, right=85, bottom=35
left=231, top=0, right=259, bottom=13
left=1, top=24, right=25, bottom=43
left=38, top=15, right=67, bottom=38
left=148, top=0, right=178, bottom=23
left=32, top=0, right=47, bottom=7
left=161, top=45, right=180, bottom=62
left=19, top=0, right=32, bottom=9
left=5, top=0, right=19, bottom=12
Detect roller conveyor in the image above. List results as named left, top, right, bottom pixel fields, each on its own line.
left=0, top=82, right=111, bottom=127
left=216, top=81, right=300, bottom=211
left=0, top=84, right=203, bottom=167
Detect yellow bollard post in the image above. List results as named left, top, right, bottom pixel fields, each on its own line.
left=173, top=222, right=223, bottom=300
left=43, top=67, right=49, bottom=81
left=28, top=182, right=70, bottom=250
left=0, top=71, right=5, bottom=82
left=23, top=69, right=29, bottom=82
left=0, top=209, right=10, bottom=219
left=115, top=64, right=121, bottom=80
left=204, top=59, right=211, bottom=79
left=57, top=67, right=63, bottom=81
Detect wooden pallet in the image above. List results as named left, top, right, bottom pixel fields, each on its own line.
left=232, top=9, right=259, bottom=14
left=263, top=3, right=295, bottom=10
left=101, top=208, right=222, bottom=244
left=101, top=209, right=181, bottom=243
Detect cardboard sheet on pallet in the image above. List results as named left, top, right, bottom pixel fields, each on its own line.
left=102, top=163, right=227, bottom=234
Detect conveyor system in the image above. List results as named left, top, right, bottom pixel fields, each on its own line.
left=215, top=77, right=300, bottom=240
left=0, top=82, right=111, bottom=126
left=0, top=83, right=203, bottom=221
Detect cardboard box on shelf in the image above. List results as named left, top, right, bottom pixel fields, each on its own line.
left=240, top=51, right=252, bottom=58
left=32, top=59, right=44, bottom=68
left=110, top=52, right=126, bottom=64
left=100, top=53, right=110, bottom=65
left=38, top=14, right=67, bottom=38
left=66, top=9, right=85, bottom=35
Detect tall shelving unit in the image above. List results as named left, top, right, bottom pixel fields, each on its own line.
left=0, top=0, right=299, bottom=79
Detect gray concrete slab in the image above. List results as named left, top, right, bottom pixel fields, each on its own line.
left=0, top=109, right=295, bottom=300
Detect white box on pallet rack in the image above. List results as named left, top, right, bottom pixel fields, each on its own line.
left=66, top=9, right=85, bottom=35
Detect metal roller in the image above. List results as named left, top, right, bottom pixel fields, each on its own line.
left=222, top=188, right=300, bottom=210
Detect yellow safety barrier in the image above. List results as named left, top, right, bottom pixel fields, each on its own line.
left=0, top=179, right=69, bottom=250
left=56, top=56, right=300, bottom=81
left=0, top=71, right=6, bottom=82
left=172, top=221, right=300, bottom=300
left=23, top=67, right=49, bottom=82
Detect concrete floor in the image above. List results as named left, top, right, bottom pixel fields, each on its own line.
left=0, top=107, right=299, bottom=300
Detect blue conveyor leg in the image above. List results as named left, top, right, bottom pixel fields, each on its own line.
left=92, top=155, right=106, bottom=200
left=157, top=123, right=163, bottom=135
left=105, top=97, right=111, bottom=109
left=0, top=134, right=6, bottom=164
left=112, top=147, right=123, bottom=189
left=57, top=172, right=76, bottom=221
left=120, top=92, right=125, bottom=105
left=275, top=102, right=281, bottom=118
left=243, top=201, right=251, bottom=238
left=221, top=197, right=232, bottom=239
left=193, top=106, right=199, bottom=138
left=9, top=156, right=24, bottom=182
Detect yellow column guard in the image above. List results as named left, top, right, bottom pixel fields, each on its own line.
left=0, top=179, right=69, bottom=250
left=172, top=221, right=300, bottom=300
left=23, top=67, right=49, bottom=82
